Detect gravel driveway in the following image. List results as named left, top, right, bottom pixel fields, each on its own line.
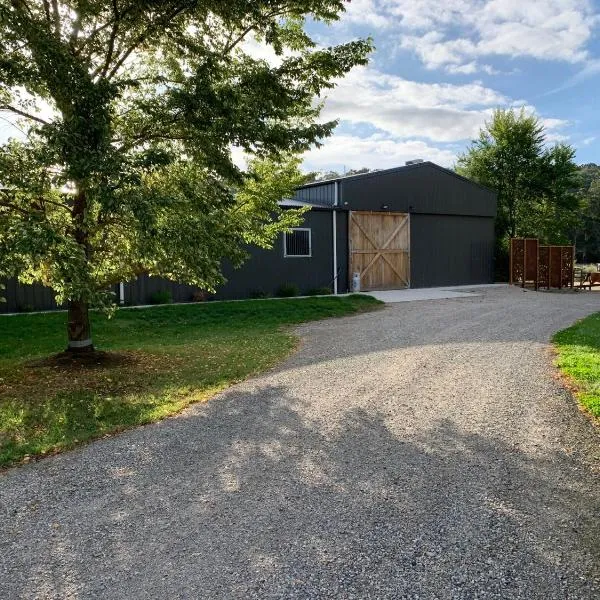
left=1, top=286, right=599, bottom=599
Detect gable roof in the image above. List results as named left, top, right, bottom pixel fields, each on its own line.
left=298, top=161, right=496, bottom=195
left=293, top=161, right=497, bottom=218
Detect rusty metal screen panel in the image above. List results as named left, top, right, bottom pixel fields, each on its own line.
left=549, top=246, right=562, bottom=288
left=510, top=238, right=525, bottom=285
left=539, top=246, right=550, bottom=288
left=510, top=238, right=538, bottom=287
left=511, top=238, right=574, bottom=290
left=525, top=239, right=539, bottom=283
left=561, top=246, right=574, bottom=288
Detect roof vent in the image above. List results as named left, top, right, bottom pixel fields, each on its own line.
left=405, top=159, right=424, bottom=166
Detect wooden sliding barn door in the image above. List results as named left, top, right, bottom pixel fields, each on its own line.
left=349, top=211, right=410, bottom=291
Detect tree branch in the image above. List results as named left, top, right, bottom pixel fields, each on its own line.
left=96, top=0, right=121, bottom=79
left=105, top=5, right=190, bottom=80
left=0, top=200, right=31, bottom=216
left=69, top=9, right=82, bottom=47
left=40, top=197, right=72, bottom=211
left=221, top=6, right=291, bottom=55
left=51, top=0, right=61, bottom=37
left=73, top=18, right=114, bottom=56
left=116, top=132, right=191, bottom=152
left=0, top=104, right=50, bottom=126
left=74, top=4, right=138, bottom=58
left=42, top=0, right=51, bottom=23
left=11, top=0, right=34, bottom=17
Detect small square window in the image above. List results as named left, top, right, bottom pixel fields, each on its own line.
left=284, top=228, right=311, bottom=257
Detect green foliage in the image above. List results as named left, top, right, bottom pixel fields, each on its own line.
left=456, top=108, right=580, bottom=246
left=306, top=286, right=332, bottom=295
left=575, top=164, right=600, bottom=263
left=553, top=312, right=600, bottom=419
left=0, top=1, right=372, bottom=343
left=275, top=282, right=299, bottom=297
left=148, top=290, right=173, bottom=305
left=249, top=289, right=269, bottom=299
left=0, top=294, right=382, bottom=466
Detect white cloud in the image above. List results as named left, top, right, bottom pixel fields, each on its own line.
left=445, top=62, right=499, bottom=75
left=581, top=136, right=596, bottom=146
left=239, top=36, right=287, bottom=66
left=319, top=67, right=507, bottom=142
left=349, top=0, right=598, bottom=73
left=303, top=134, right=457, bottom=171
left=302, top=67, right=572, bottom=171
left=342, top=0, right=391, bottom=29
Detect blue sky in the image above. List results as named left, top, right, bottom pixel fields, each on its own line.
left=1, top=1, right=598, bottom=175
left=299, top=0, right=600, bottom=173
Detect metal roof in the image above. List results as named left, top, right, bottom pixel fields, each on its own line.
left=297, top=161, right=496, bottom=195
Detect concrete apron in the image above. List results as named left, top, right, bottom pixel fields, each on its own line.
left=363, top=283, right=508, bottom=303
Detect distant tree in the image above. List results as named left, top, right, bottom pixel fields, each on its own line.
left=457, top=109, right=543, bottom=239
left=575, top=164, right=600, bottom=263
left=521, top=143, right=580, bottom=243
left=345, top=167, right=371, bottom=177
left=0, top=1, right=371, bottom=352
left=456, top=108, right=580, bottom=277
left=302, top=166, right=371, bottom=183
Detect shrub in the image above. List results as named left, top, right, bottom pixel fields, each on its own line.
left=148, top=290, right=173, bottom=305
left=275, top=283, right=299, bottom=298
left=249, top=289, right=269, bottom=299
left=306, top=287, right=332, bottom=296
left=192, top=290, right=209, bottom=302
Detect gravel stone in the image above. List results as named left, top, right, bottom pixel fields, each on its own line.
left=1, top=286, right=599, bottom=599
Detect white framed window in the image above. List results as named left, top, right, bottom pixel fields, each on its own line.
left=284, top=228, right=312, bottom=257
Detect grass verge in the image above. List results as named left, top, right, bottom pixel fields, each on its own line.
left=553, top=312, right=600, bottom=420
left=0, top=295, right=381, bottom=468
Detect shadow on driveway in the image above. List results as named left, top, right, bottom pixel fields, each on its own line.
left=1, top=383, right=599, bottom=599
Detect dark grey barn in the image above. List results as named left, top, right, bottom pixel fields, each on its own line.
left=217, top=161, right=497, bottom=298
left=1, top=161, right=496, bottom=312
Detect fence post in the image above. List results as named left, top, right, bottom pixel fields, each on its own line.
left=535, top=239, right=539, bottom=291
left=509, top=238, right=513, bottom=285
left=522, top=239, right=526, bottom=288
left=571, top=246, right=575, bottom=289
left=559, top=250, right=563, bottom=290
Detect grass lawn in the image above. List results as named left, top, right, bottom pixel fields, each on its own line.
left=0, top=295, right=380, bottom=468
left=553, top=312, right=600, bottom=420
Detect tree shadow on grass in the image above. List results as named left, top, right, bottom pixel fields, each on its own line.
left=1, top=383, right=598, bottom=599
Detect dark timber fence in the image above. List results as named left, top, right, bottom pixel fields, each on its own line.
left=1, top=275, right=200, bottom=314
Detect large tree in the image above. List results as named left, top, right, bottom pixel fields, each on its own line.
left=0, top=1, right=371, bottom=351
left=456, top=108, right=580, bottom=276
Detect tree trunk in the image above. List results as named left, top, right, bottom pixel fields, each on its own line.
left=67, top=299, right=94, bottom=352
left=66, top=184, right=94, bottom=353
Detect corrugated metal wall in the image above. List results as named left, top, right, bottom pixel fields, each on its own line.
left=1, top=279, right=62, bottom=313
left=216, top=208, right=344, bottom=298
left=409, top=214, right=494, bottom=288
left=338, top=163, right=496, bottom=217
left=0, top=277, right=194, bottom=314
left=293, top=182, right=336, bottom=206
left=123, top=276, right=198, bottom=305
